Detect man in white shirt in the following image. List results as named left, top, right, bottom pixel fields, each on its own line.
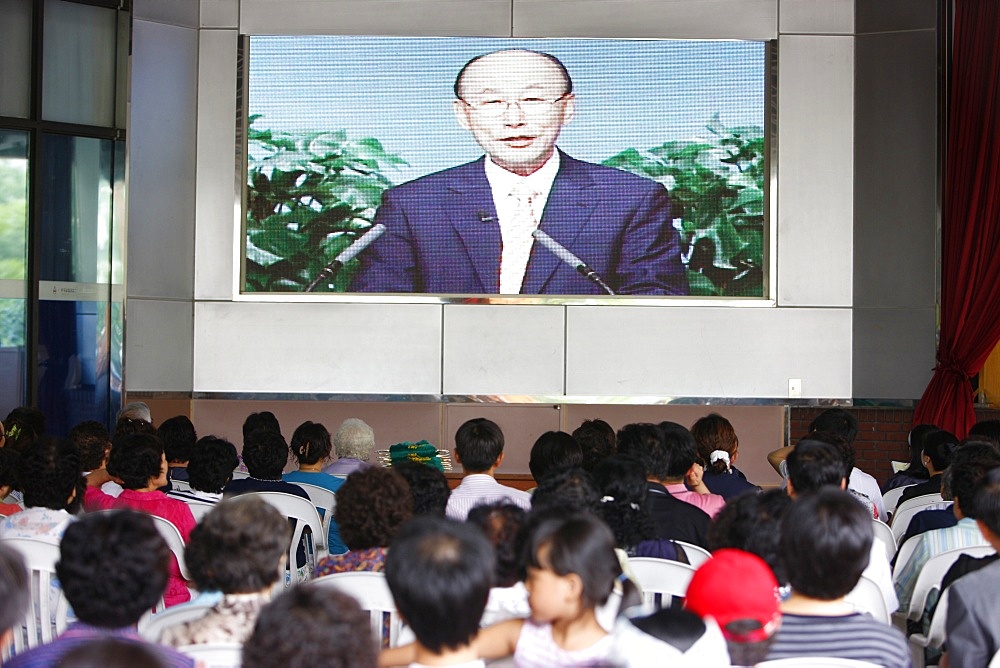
left=445, top=418, right=530, bottom=520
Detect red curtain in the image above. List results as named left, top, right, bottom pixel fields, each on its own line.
left=913, top=0, right=1000, bottom=437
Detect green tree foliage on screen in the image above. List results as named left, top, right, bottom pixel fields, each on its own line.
left=603, top=115, right=765, bottom=297
left=0, top=159, right=28, bottom=346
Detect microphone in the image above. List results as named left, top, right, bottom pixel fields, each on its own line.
left=477, top=211, right=495, bottom=224
left=305, top=224, right=386, bottom=292
left=531, top=229, right=615, bottom=295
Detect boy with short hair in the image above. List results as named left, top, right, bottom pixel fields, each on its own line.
left=445, top=418, right=530, bottom=520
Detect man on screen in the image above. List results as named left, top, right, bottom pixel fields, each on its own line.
left=351, top=49, right=689, bottom=295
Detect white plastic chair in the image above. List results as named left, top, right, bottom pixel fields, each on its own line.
left=183, top=498, right=216, bottom=522
left=176, top=642, right=243, bottom=668
left=674, top=540, right=712, bottom=568
left=908, top=587, right=949, bottom=668
left=891, top=493, right=945, bottom=542
left=1, top=538, right=70, bottom=658
left=170, top=479, right=193, bottom=493
left=138, top=599, right=215, bottom=641
left=148, top=514, right=198, bottom=611
left=989, top=647, right=1000, bottom=668
left=310, top=571, right=404, bottom=647
left=883, top=484, right=915, bottom=517
left=757, top=659, right=880, bottom=667
left=626, top=557, right=698, bottom=608
left=844, top=574, right=891, bottom=624
left=893, top=534, right=923, bottom=579
left=872, top=519, right=897, bottom=562
left=295, top=483, right=337, bottom=545
left=904, top=545, right=994, bottom=622
left=253, top=491, right=328, bottom=584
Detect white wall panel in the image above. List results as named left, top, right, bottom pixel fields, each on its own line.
left=193, top=29, right=240, bottom=300
left=128, top=20, right=198, bottom=300
left=239, top=0, right=512, bottom=36
left=134, top=0, right=199, bottom=27
left=779, top=0, right=853, bottom=35
left=443, top=305, right=565, bottom=395
left=201, top=0, right=239, bottom=28
left=125, top=299, right=194, bottom=391
left=193, top=302, right=443, bottom=393
left=776, top=35, right=854, bottom=307
left=566, top=306, right=852, bottom=398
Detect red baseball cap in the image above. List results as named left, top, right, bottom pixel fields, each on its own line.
left=684, top=548, right=781, bottom=643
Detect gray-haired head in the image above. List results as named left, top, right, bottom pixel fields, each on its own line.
left=117, top=402, right=152, bottom=424
left=333, top=419, right=375, bottom=461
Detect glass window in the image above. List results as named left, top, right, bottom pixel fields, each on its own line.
left=0, top=0, right=33, bottom=118
left=42, top=0, right=117, bottom=126
left=0, top=130, right=29, bottom=417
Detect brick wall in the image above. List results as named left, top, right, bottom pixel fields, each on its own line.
left=789, top=406, right=1000, bottom=484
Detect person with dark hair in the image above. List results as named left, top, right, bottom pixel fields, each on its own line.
left=708, top=488, right=792, bottom=586
left=383, top=517, right=496, bottom=666
left=351, top=49, right=688, bottom=297
left=112, top=416, right=156, bottom=441
left=616, top=423, right=711, bottom=548
left=690, top=413, right=759, bottom=500
left=161, top=497, right=291, bottom=647
left=528, top=431, right=582, bottom=487
left=943, top=467, right=1000, bottom=668
left=68, top=421, right=112, bottom=476
left=898, top=428, right=959, bottom=505
left=894, top=441, right=1000, bottom=610
left=0, top=542, right=30, bottom=653
left=3, top=406, right=46, bottom=452
left=314, top=466, right=413, bottom=577
left=529, top=466, right=599, bottom=515
left=883, top=423, right=936, bottom=492
left=445, top=418, right=530, bottom=520
left=84, top=432, right=196, bottom=607
left=241, top=411, right=281, bottom=442
left=157, top=415, right=197, bottom=484
left=764, top=489, right=908, bottom=666
left=167, top=436, right=239, bottom=504
left=282, top=421, right=348, bottom=554
left=0, top=437, right=83, bottom=544
left=0, top=447, right=22, bottom=516
left=242, top=585, right=376, bottom=668
left=467, top=502, right=531, bottom=626
left=572, top=419, right=616, bottom=473
left=4, top=510, right=194, bottom=668
left=969, top=418, right=1000, bottom=445
left=55, top=638, right=169, bottom=668
left=657, top=422, right=725, bottom=518
left=323, top=418, right=376, bottom=476
left=223, top=428, right=309, bottom=501
left=393, top=460, right=451, bottom=517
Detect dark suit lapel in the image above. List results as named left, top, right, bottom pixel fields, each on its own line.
left=522, top=154, right=598, bottom=294
left=446, top=159, right=501, bottom=293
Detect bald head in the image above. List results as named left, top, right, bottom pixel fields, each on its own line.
left=454, top=49, right=572, bottom=100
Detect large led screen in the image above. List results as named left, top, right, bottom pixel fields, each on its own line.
left=244, top=36, right=768, bottom=298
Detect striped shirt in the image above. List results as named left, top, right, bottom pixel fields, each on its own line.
left=893, top=516, right=987, bottom=610
left=445, top=474, right=531, bottom=520
left=764, top=612, right=909, bottom=667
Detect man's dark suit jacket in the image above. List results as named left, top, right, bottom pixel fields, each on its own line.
left=645, top=481, right=711, bottom=548
left=351, top=152, right=688, bottom=295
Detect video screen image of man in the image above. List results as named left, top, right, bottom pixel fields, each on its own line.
left=351, top=49, right=689, bottom=296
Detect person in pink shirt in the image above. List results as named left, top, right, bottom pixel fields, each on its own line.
left=85, top=432, right=195, bottom=607
left=657, top=422, right=726, bottom=519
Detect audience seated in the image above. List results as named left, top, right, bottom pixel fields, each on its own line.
left=895, top=465, right=958, bottom=558
left=3, top=510, right=194, bottom=668
left=944, top=466, right=1000, bottom=668
left=314, top=466, right=412, bottom=577
left=84, top=432, right=197, bottom=607
left=393, top=460, right=451, bottom=517
left=384, top=516, right=496, bottom=667
left=0, top=437, right=82, bottom=544
left=898, top=428, right=958, bottom=505
left=656, top=422, right=726, bottom=518
left=883, top=423, right=935, bottom=492
left=445, top=418, right=530, bottom=520
left=223, top=428, right=309, bottom=500
left=684, top=548, right=781, bottom=666
left=968, top=418, right=1000, bottom=445
left=282, top=421, right=348, bottom=554
left=617, top=423, right=711, bottom=548
left=0, top=543, right=30, bottom=654
left=690, top=413, right=759, bottom=500
left=527, top=431, right=583, bottom=488
left=158, top=416, right=197, bottom=486
left=708, top=488, right=792, bottom=586
left=610, top=606, right=730, bottom=666
left=167, top=436, right=239, bottom=505
left=571, top=418, right=616, bottom=474
left=529, top=466, right=600, bottom=515
left=466, top=502, right=531, bottom=627
left=764, top=489, right=909, bottom=666
left=56, top=638, right=168, bottom=668
left=67, top=421, right=111, bottom=477
left=241, top=411, right=281, bottom=441
left=322, top=418, right=376, bottom=476
left=242, top=585, right=376, bottom=668
left=4, top=407, right=46, bottom=452
left=117, top=402, right=152, bottom=424
left=161, top=496, right=290, bottom=648
left=0, top=447, right=22, bottom=516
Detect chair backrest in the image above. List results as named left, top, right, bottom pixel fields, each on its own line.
left=149, top=514, right=193, bottom=580
left=138, top=599, right=215, bottom=642
left=908, top=586, right=950, bottom=654
left=844, top=574, right=890, bottom=624
left=892, top=534, right=923, bottom=580
left=626, top=557, right=698, bottom=608
left=170, top=479, right=193, bottom=493
left=882, top=484, right=914, bottom=517
left=871, top=519, right=897, bottom=562
left=905, top=545, right=994, bottom=621
left=253, top=491, right=328, bottom=584
left=294, top=483, right=338, bottom=544
left=310, top=571, right=404, bottom=647
left=176, top=642, right=243, bottom=668
left=1, top=538, right=70, bottom=659
left=183, top=499, right=216, bottom=522
left=673, top=540, right=712, bottom=568
left=891, top=493, right=945, bottom=542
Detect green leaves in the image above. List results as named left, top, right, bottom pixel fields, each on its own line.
left=603, top=117, right=766, bottom=297
left=244, top=117, right=407, bottom=292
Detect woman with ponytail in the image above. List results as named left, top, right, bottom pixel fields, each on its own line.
left=691, top=413, right=759, bottom=500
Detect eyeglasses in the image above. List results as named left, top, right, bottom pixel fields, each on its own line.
left=460, top=93, right=569, bottom=118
